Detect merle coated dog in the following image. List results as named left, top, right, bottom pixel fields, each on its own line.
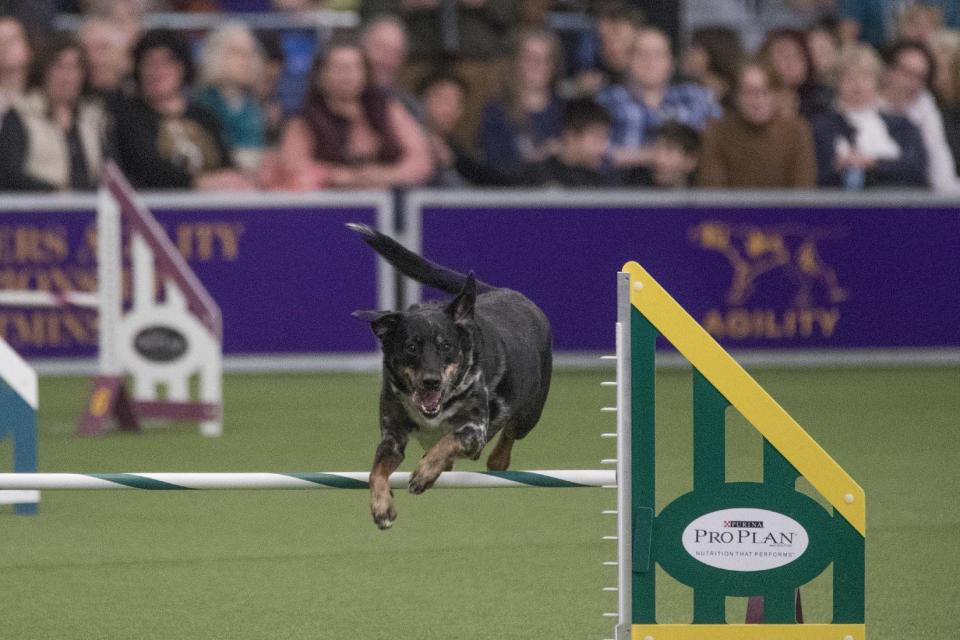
left=348, top=223, right=552, bottom=529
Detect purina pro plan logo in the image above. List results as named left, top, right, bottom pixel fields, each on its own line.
left=682, top=508, right=809, bottom=572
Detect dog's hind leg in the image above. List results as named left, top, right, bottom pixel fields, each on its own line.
left=485, top=430, right=514, bottom=470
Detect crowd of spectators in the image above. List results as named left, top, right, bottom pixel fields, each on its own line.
left=0, top=0, right=959, bottom=193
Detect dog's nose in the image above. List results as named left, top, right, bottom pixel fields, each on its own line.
left=421, top=376, right=441, bottom=391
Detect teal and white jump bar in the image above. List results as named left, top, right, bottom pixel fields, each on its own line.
left=0, top=470, right=615, bottom=491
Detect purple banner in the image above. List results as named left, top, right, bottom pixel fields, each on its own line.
left=0, top=205, right=381, bottom=358
left=419, top=205, right=960, bottom=351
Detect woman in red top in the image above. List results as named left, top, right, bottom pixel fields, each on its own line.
left=270, top=39, right=432, bottom=190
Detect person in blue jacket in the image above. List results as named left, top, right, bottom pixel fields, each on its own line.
left=477, top=28, right=565, bottom=174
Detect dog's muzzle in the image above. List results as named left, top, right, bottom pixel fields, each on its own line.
left=413, top=389, right=443, bottom=416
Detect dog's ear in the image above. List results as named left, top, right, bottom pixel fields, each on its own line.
left=446, top=273, right=477, bottom=325
left=352, top=310, right=400, bottom=339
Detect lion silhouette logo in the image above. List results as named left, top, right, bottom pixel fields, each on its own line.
left=689, top=221, right=847, bottom=308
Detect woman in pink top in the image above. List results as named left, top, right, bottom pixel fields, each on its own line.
left=268, top=38, right=432, bottom=190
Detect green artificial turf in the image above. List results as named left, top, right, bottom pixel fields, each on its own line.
left=0, top=366, right=957, bottom=639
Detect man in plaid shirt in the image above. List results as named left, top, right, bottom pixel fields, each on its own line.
left=598, top=26, right=722, bottom=170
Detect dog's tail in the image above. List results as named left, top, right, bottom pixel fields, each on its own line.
left=347, top=223, right=496, bottom=294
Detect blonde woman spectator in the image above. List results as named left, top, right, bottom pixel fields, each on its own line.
left=698, top=61, right=816, bottom=188
left=0, top=34, right=106, bottom=191
left=79, top=17, right=132, bottom=98
left=266, top=39, right=432, bottom=190
left=0, top=16, right=32, bottom=118
left=195, top=22, right=266, bottom=171
left=811, top=44, right=927, bottom=189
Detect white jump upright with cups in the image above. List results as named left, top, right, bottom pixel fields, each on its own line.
left=77, top=162, right=223, bottom=437
left=0, top=337, right=38, bottom=514
left=0, top=161, right=223, bottom=437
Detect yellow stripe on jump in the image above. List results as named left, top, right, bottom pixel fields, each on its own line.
left=633, top=623, right=865, bottom=640
left=623, top=261, right=866, bottom=536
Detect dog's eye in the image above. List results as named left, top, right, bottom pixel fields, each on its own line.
left=439, top=342, right=453, bottom=353
left=405, top=342, right=420, bottom=354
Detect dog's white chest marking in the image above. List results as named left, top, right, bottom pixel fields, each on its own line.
left=409, top=407, right=460, bottom=450
left=400, top=397, right=457, bottom=448
left=411, top=424, right=446, bottom=450
left=399, top=371, right=489, bottom=452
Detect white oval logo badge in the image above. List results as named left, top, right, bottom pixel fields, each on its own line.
left=682, top=508, right=809, bottom=572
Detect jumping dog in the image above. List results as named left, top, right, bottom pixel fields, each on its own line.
left=348, top=223, right=552, bottom=529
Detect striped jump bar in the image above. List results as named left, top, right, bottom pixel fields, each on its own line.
left=0, top=470, right=616, bottom=491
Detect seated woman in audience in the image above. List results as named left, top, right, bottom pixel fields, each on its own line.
left=418, top=70, right=473, bottom=187
left=680, top=26, right=744, bottom=107
left=805, top=18, right=841, bottom=88
left=0, top=16, right=33, bottom=119
left=195, top=22, right=266, bottom=171
left=882, top=39, right=960, bottom=193
left=930, top=29, right=960, bottom=106
left=266, top=38, right=432, bottom=190
left=698, top=61, right=816, bottom=188
left=759, top=28, right=832, bottom=120
left=598, top=26, right=722, bottom=170
left=0, top=34, right=106, bottom=191
left=811, top=44, right=928, bottom=189
left=112, top=29, right=252, bottom=190
left=477, top=28, right=565, bottom=174
left=929, top=30, right=960, bottom=174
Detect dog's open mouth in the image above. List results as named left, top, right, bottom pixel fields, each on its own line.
left=413, top=390, right=443, bottom=416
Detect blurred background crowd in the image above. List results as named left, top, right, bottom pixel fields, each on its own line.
left=0, top=0, right=958, bottom=193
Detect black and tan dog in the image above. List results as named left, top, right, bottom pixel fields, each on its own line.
left=348, top=223, right=552, bottom=529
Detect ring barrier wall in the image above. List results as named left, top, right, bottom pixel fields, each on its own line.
left=405, top=189, right=960, bottom=366
left=1, top=189, right=957, bottom=373
left=0, top=185, right=393, bottom=373
left=0, top=263, right=866, bottom=640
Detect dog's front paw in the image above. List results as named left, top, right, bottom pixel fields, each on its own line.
left=408, top=461, right=443, bottom=495
left=371, top=493, right=397, bottom=530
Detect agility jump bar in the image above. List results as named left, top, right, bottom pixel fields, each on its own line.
left=0, top=470, right=615, bottom=491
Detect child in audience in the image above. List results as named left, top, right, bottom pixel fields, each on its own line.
left=626, top=121, right=700, bottom=188
left=517, top=98, right=620, bottom=187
